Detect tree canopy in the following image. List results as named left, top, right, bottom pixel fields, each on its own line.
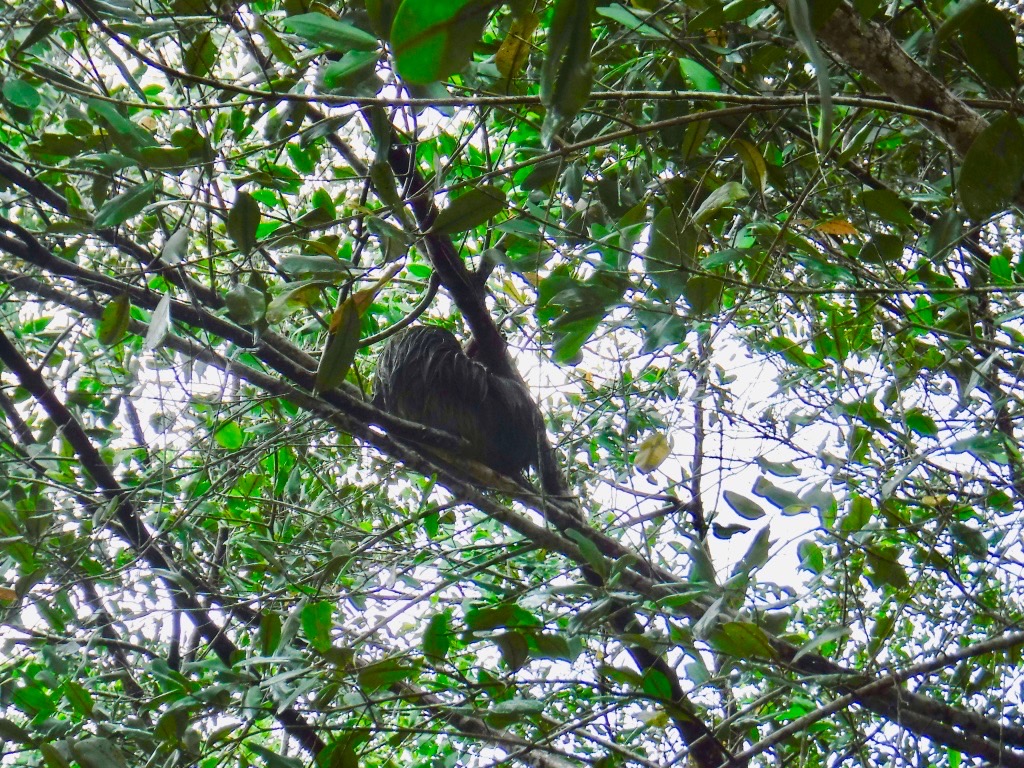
left=1, top=0, right=1024, bottom=767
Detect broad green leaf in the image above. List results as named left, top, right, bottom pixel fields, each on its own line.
left=960, top=114, right=1024, bottom=220
left=708, top=621, right=776, bottom=660
left=858, top=189, right=916, bottom=228
left=321, top=51, right=380, bottom=90
left=732, top=525, right=771, bottom=578
left=247, top=744, right=304, bottom=768
left=866, top=545, right=909, bottom=590
left=640, top=667, right=673, bottom=700
left=753, top=476, right=805, bottom=512
left=934, top=0, right=1018, bottom=89
left=465, top=604, right=540, bottom=631
left=391, top=0, right=498, bottom=84
left=692, top=182, right=748, bottom=226
left=68, top=738, right=128, bottom=768
left=225, top=283, right=267, bottom=326
left=493, top=631, right=529, bottom=671
left=2, top=78, right=41, bottom=110
left=266, top=280, right=330, bottom=323
left=723, top=491, right=766, bottom=520
left=840, top=494, right=873, bottom=532
left=904, top=408, right=938, bottom=437
left=792, top=625, right=850, bottom=663
left=227, top=191, right=260, bottom=254
left=94, top=180, right=156, bottom=227
left=949, top=522, right=988, bottom=558
left=678, top=57, right=720, bottom=92
left=596, top=4, right=664, bottom=37
left=315, top=299, right=361, bottom=392
left=184, top=30, right=216, bottom=78
left=97, top=294, right=131, bottom=346
left=301, top=600, right=334, bottom=653
left=646, top=206, right=696, bottom=298
left=540, top=0, right=593, bottom=145
left=283, top=13, right=378, bottom=52
left=655, top=59, right=689, bottom=148
left=423, top=611, right=452, bottom=662
left=214, top=422, right=243, bottom=449
left=732, top=139, right=768, bottom=197
left=39, top=743, right=71, bottom=768
left=357, top=658, right=418, bottom=689
left=279, top=254, right=353, bottom=279
left=754, top=456, right=800, bottom=478
left=683, top=275, right=723, bottom=316
left=429, top=185, right=506, bottom=235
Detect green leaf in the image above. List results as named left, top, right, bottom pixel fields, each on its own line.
left=866, top=544, right=909, bottom=590
left=248, top=743, right=304, bottom=768
left=678, top=57, right=720, bottom=92
left=904, top=407, right=938, bottom=437
left=279, top=254, right=353, bottom=279
left=465, top=604, right=541, bottom=631
left=225, top=282, right=267, bottom=326
left=391, top=0, right=498, bottom=84
left=731, top=139, right=768, bottom=197
left=540, top=0, right=593, bottom=145
left=68, top=738, right=128, bottom=768
left=949, top=522, right=988, bottom=558
left=752, top=476, right=805, bottom=512
left=321, top=51, right=380, bottom=90
left=301, top=600, right=334, bottom=653
left=423, top=611, right=452, bottom=662
left=840, top=494, right=873, bottom=532
left=184, top=30, right=216, bottom=78
left=934, top=0, right=1019, bottom=89
left=960, top=114, right=1024, bottom=220
left=596, top=4, right=664, bottom=37
left=788, top=0, right=832, bottom=148
left=38, top=743, right=71, bottom=768
left=645, top=206, right=697, bottom=298
left=640, top=667, right=673, bottom=700
left=357, top=658, right=418, bottom=689
left=97, top=294, right=131, bottom=346
left=2, top=78, right=41, bottom=110
left=683, top=275, right=723, bottom=316
left=493, top=631, right=529, bottom=671
left=266, top=279, right=330, bottom=324
left=792, top=625, right=850, bottom=663
left=283, top=13, right=378, bottom=52
left=634, top=432, right=671, bottom=473
left=858, top=189, right=916, bottom=228
left=94, top=181, right=156, bottom=228
left=732, top=525, right=771, bottom=578
left=692, top=182, right=749, bottom=226
left=754, top=456, right=801, bottom=478
left=228, top=191, right=261, bottom=254
left=429, top=184, right=506, bottom=235
left=723, top=491, right=766, bottom=520
left=315, top=299, right=361, bottom=393
left=708, top=621, right=776, bottom=660
left=214, top=422, right=244, bottom=450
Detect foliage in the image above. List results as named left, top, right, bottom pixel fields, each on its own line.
left=1, top=0, right=1023, bottom=767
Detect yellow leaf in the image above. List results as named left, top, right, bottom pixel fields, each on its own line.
left=635, top=432, right=672, bottom=473
left=815, top=219, right=859, bottom=237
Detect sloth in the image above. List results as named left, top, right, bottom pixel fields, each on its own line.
left=371, top=325, right=541, bottom=479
